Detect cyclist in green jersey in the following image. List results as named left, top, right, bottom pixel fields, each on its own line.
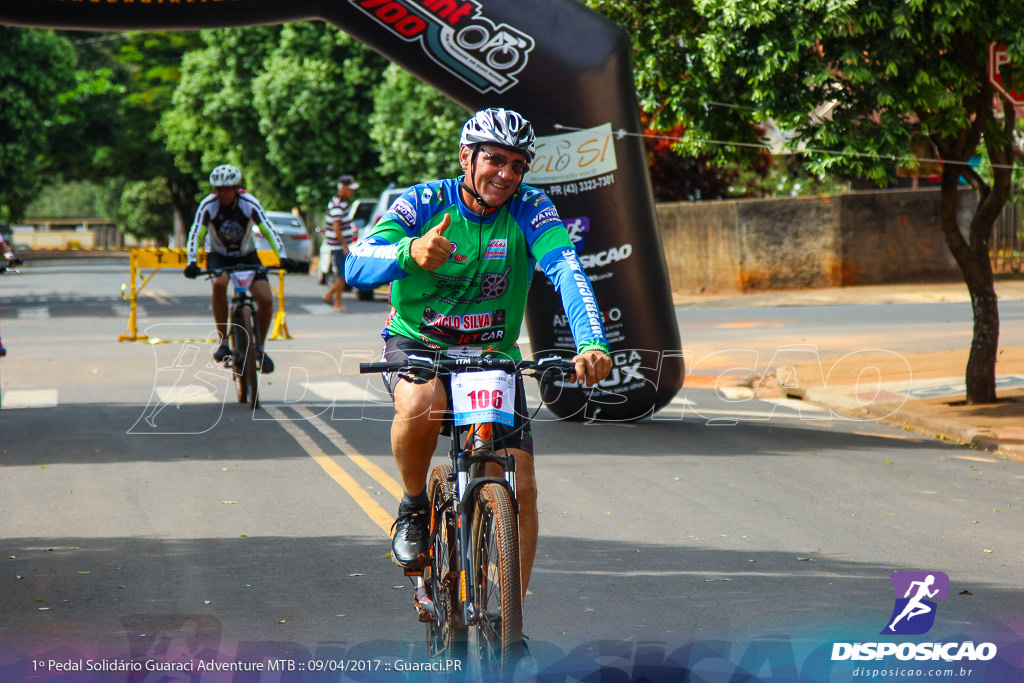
left=346, top=108, right=612, bottom=596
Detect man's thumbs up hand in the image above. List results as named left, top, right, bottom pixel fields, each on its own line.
left=411, top=214, right=452, bottom=271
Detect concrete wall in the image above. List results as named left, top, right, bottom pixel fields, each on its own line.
left=656, top=188, right=974, bottom=293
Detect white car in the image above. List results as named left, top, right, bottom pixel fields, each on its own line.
left=255, top=210, right=313, bottom=272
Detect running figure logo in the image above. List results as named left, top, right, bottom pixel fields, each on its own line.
left=882, top=571, right=949, bottom=635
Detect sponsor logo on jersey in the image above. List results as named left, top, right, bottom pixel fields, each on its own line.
left=424, top=309, right=504, bottom=331
left=420, top=307, right=507, bottom=346
left=483, top=239, right=507, bottom=260
left=530, top=206, right=561, bottom=231
left=447, top=240, right=467, bottom=263
left=520, top=188, right=543, bottom=206
left=216, top=218, right=245, bottom=246
left=390, top=197, right=417, bottom=227
left=350, top=0, right=535, bottom=94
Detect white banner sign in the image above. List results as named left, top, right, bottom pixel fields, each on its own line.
left=530, top=123, right=619, bottom=185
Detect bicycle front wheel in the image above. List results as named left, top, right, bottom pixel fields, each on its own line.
left=236, top=306, right=259, bottom=409
left=424, top=465, right=466, bottom=662
left=470, top=482, right=522, bottom=680
left=230, top=312, right=247, bottom=404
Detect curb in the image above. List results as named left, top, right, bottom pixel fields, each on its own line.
left=798, top=388, right=1024, bottom=463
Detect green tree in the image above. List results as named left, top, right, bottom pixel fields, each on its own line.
left=113, top=178, right=175, bottom=243
left=161, top=26, right=281, bottom=206
left=162, top=23, right=388, bottom=221
left=253, top=23, right=389, bottom=212
left=115, top=31, right=204, bottom=235
left=0, top=28, right=76, bottom=223
left=587, top=0, right=1024, bottom=404
left=369, top=64, right=467, bottom=187
left=25, top=180, right=106, bottom=218
left=38, top=30, right=203, bottom=240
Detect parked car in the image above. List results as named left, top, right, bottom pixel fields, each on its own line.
left=255, top=210, right=312, bottom=272
left=363, top=187, right=406, bottom=239
left=317, top=187, right=406, bottom=301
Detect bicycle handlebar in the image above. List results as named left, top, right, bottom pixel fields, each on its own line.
left=198, top=263, right=283, bottom=277
left=359, top=353, right=578, bottom=377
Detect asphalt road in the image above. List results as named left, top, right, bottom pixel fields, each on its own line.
left=1, top=259, right=1022, bottom=682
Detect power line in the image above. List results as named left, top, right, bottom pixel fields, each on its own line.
left=553, top=124, right=1024, bottom=172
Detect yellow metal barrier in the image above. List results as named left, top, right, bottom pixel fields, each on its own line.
left=118, top=248, right=292, bottom=343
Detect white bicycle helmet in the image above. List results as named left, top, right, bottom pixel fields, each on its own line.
left=460, top=108, right=536, bottom=163
left=209, top=164, right=242, bottom=187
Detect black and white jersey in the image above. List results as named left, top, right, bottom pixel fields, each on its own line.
left=185, top=190, right=284, bottom=262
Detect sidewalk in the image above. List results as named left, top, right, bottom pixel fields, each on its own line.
left=675, top=279, right=1024, bottom=462
left=779, top=347, right=1024, bottom=462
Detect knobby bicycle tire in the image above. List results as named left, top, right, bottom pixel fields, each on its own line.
left=230, top=310, right=248, bottom=404
left=425, top=465, right=466, bottom=664
left=237, top=306, right=260, bottom=409
left=471, top=482, right=522, bottom=681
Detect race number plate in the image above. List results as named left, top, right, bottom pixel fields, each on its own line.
left=451, top=370, right=516, bottom=427
left=229, top=270, right=257, bottom=289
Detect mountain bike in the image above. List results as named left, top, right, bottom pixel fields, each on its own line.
left=360, top=353, right=578, bottom=681
left=200, top=263, right=277, bottom=410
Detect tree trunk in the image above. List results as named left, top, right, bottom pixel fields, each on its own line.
left=935, top=137, right=1012, bottom=405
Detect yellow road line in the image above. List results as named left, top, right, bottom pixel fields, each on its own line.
left=291, top=406, right=405, bottom=500
left=264, top=406, right=394, bottom=535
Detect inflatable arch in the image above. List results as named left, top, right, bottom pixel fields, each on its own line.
left=3, top=0, right=685, bottom=421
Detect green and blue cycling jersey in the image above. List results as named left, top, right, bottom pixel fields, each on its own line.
left=345, top=177, right=609, bottom=360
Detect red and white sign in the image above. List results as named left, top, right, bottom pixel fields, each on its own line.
left=989, top=43, right=1024, bottom=105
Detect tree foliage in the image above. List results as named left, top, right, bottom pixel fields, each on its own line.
left=38, top=30, right=203, bottom=235
left=161, top=23, right=390, bottom=217
left=369, top=63, right=467, bottom=187
left=585, top=0, right=1024, bottom=403
left=113, top=178, right=175, bottom=242
left=253, top=24, right=389, bottom=209
left=160, top=26, right=281, bottom=205
left=0, top=28, right=76, bottom=223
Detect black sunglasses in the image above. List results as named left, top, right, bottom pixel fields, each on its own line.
left=480, top=149, right=530, bottom=176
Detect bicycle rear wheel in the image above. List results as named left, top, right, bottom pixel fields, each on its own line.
left=235, top=306, right=259, bottom=409
left=424, top=465, right=467, bottom=662
left=470, top=482, right=522, bottom=681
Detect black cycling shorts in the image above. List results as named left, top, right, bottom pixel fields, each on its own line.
left=207, top=251, right=269, bottom=282
left=380, top=335, right=534, bottom=455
